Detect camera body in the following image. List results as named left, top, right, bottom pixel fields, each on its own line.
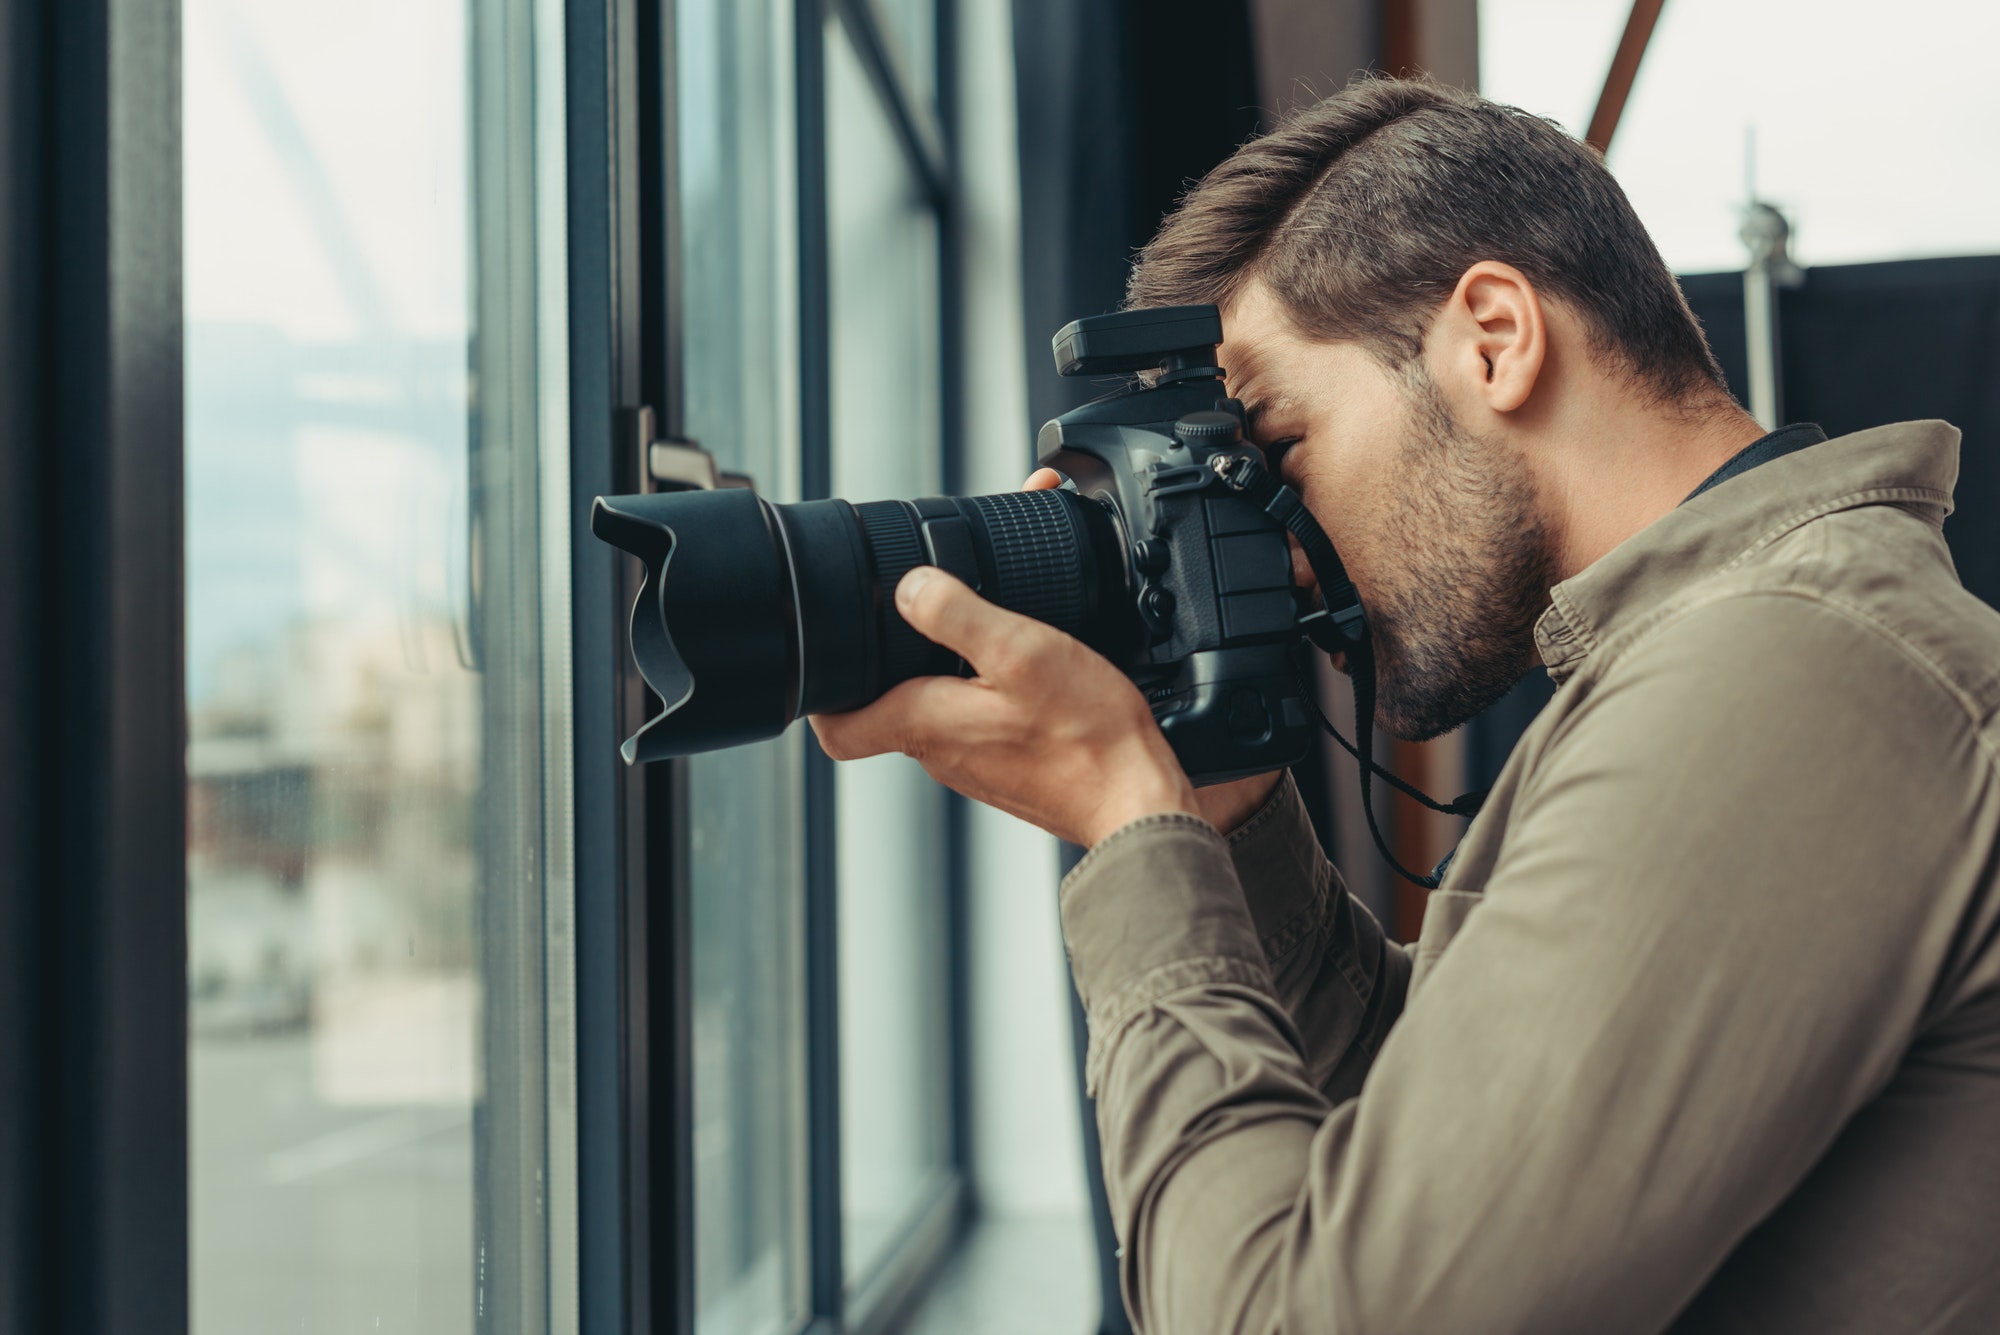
left=1035, top=306, right=1313, bottom=783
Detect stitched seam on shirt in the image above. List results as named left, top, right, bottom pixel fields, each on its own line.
left=1555, top=486, right=1951, bottom=666
left=1259, top=902, right=1318, bottom=968
left=1602, top=586, right=2000, bottom=772
left=1225, top=775, right=1294, bottom=847
left=1714, top=486, right=1951, bottom=578
left=1066, top=812, right=1220, bottom=887
left=1334, top=932, right=1372, bottom=1001
left=1083, top=955, right=1275, bottom=1093
left=1548, top=584, right=1599, bottom=659
left=1255, top=853, right=1333, bottom=969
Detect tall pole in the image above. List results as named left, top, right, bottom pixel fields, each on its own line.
left=1740, top=201, right=1799, bottom=431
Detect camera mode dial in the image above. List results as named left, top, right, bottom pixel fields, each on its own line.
left=1175, top=410, right=1242, bottom=454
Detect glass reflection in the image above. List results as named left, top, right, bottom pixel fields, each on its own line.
left=184, top=0, right=562, bottom=1328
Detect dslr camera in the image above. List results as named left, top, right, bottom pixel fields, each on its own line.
left=592, top=304, right=1368, bottom=785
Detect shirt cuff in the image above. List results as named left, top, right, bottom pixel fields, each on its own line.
left=1225, top=771, right=1337, bottom=972
left=1060, top=812, right=1277, bottom=1094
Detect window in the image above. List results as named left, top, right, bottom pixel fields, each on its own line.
left=664, top=0, right=966, bottom=1328
left=183, top=0, right=576, bottom=1329
left=675, top=0, right=812, bottom=1331
left=824, top=16, right=955, bottom=1289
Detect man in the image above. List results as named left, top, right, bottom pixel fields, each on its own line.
left=814, top=78, right=2000, bottom=1332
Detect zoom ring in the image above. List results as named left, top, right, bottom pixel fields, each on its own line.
left=967, top=490, right=1086, bottom=632
left=854, top=501, right=951, bottom=685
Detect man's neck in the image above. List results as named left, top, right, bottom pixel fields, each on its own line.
left=1534, top=395, right=1765, bottom=582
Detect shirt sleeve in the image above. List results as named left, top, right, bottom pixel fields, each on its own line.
left=1060, top=592, right=1989, bottom=1335
left=1222, top=772, right=1410, bottom=1102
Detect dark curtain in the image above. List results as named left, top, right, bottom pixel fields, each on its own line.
left=1466, top=254, right=2000, bottom=785
left=1012, top=0, right=1263, bottom=431
left=1011, top=5, right=1264, bottom=1330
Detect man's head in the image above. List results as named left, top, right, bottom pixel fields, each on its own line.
left=1128, top=77, right=1746, bottom=739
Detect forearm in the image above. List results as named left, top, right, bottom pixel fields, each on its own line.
left=1061, top=814, right=1384, bottom=1334
left=1224, top=772, right=1408, bottom=1099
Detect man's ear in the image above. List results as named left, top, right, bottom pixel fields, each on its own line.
left=1437, top=260, right=1546, bottom=415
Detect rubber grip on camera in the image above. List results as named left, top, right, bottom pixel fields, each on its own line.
left=965, top=490, right=1086, bottom=633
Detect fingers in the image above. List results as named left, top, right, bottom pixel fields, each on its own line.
left=1022, top=467, right=1063, bottom=491
left=810, top=673, right=999, bottom=762
left=894, top=566, right=1051, bottom=680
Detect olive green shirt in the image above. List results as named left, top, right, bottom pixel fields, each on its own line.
left=1061, top=421, right=2000, bottom=1334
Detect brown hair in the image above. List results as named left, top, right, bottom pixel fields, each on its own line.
left=1126, top=77, right=1729, bottom=404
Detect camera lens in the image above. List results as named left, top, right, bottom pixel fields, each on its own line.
left=591, top=486, right=1135, bottom=764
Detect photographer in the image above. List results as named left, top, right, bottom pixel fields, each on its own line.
left=812, top=78, right=2000, bottom=1334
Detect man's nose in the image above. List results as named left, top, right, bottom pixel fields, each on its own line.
left=1288, top=535, right=1316, bottom=594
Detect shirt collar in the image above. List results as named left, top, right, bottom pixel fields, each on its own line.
left=1683, top=421, right=1828, bottom=502
left=1533, top=420, right=1961, bottom=684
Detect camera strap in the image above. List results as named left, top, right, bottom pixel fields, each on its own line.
left=1211, top=453, right=1369, bottom=648
left=1310, top=646, right=1488, bottom=890
left=1213, top=451, right=1484, bottom=890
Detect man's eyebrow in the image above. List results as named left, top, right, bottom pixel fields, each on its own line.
left=1242, top=393, right=1291, bottom=436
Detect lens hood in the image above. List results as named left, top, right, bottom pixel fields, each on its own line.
left=591, top=488, right=799, bottom=763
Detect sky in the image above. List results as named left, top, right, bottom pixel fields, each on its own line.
left=1480, top=0, right=2000, bottom=273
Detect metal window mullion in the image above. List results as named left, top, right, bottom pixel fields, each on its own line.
left=0, top=0, right=186, bottom=1331
left=563, top=3, right=664, bottom=1335
left=795, top=0, right=847, bottom=1325
left=931, top=0, right=974, bottom=1204
left=636, top=1, right=699, bottom=1332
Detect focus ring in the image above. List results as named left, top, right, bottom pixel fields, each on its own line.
left=968, top=490, right=1086, bottom=632
left=854, top=500, right=948, bottom=685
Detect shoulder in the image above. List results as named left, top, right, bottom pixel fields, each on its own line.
left=1527, top=584, right=1999, bottom=845
left=1577, top=512, right=2000, bottom=758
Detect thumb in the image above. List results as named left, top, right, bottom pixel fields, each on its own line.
left=895, top=566, right=1046, bottom=680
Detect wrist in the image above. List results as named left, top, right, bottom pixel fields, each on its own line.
left=1194, top=769, right=1285, bottom=836
left=1081, top=765, right=1201, bottom=847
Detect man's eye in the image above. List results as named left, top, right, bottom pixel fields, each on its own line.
left=1265, top=436, right=1302, bottom=472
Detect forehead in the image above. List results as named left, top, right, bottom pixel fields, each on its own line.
left=1216, top=281, right=1294, bottom=386
left=1217, top=283, right=1325, bottom=424
left=1217, top=280, right=1387, bottom=423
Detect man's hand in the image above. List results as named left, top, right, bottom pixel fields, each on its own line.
left=809, top=566, right=1201, bottom=847
left=1019, top=469, right=1285, bottom=836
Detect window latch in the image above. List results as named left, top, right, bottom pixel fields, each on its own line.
left=628, top=404, right=754, bottom=492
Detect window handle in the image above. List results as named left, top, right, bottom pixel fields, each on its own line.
left=630, top=404, right=754, bottom=492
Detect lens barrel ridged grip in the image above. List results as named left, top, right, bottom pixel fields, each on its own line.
left=854, top=500, right=947, bottom=685
left=967, top=491, right=1086, bottom=633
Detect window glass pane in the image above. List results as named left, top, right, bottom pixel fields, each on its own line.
left=870, top=0, right=937, bottom=113
left=824, top=19, right=953, bottom=1287
left=676, top=0, right=812, bottom=1331
left=184, top=0, right=574, bottom=1329
left=1479, top=0, right=2000, bottom=270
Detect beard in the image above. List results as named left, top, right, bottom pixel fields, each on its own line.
left=1362, top=367, right=1558, bottom=741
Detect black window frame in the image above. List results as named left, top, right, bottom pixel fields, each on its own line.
left=0, top=0, right=187, bottom=1331
left=571, top=0, right=971, bottom=1332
